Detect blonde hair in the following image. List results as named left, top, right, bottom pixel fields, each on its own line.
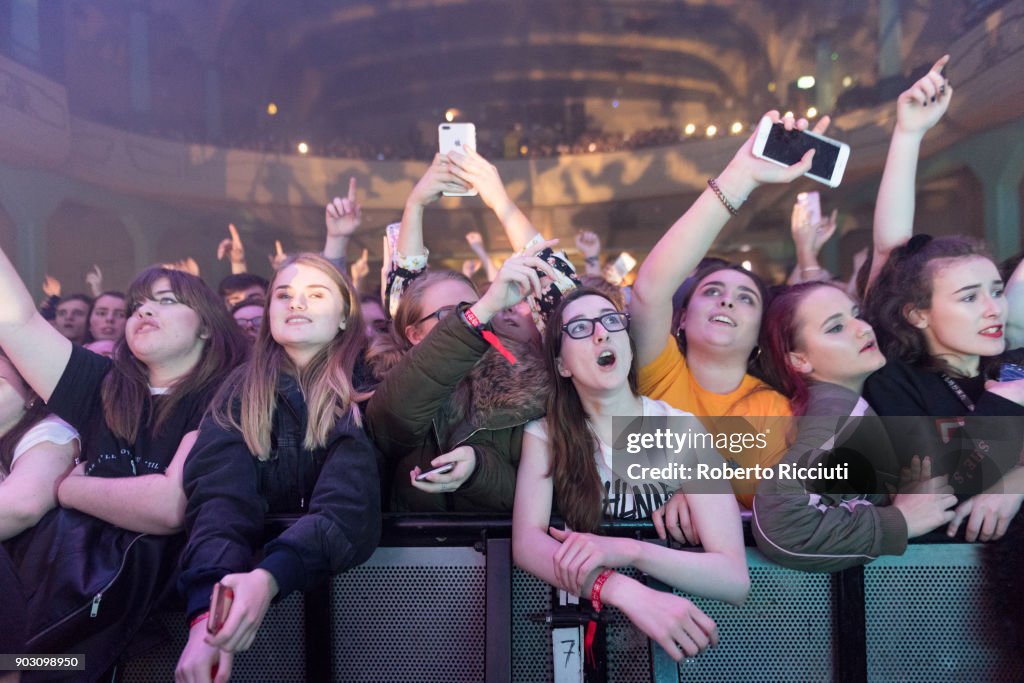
left=212, top=254, right=366, bottom=458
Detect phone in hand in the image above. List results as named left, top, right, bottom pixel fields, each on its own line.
left=999, top=363, right=1024, bottom=381
left=415, top=462, right=456, bottom=482
left=208, top=582, right=234, bottom=636
left=753, top=119, right=850, bottom=187
left=438, top=123, right=478, bottom=197
left=604, top=251, right=637, bottom=286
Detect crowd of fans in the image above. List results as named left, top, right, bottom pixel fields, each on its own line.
left=3, top=53, right=1024, bottom=680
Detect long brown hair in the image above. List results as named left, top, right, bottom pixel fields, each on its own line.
left=865, top=235, right=994, bottom=376
left=543, top=287, right=639, bottom=533
left=212, top=254, right=366, bottom=458
left=102, top=267, right=248, bottom=443
left=367, top=269, right=477, bottom=378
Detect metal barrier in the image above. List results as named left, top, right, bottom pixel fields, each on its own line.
left=118, top=515, right=1023, bottom=683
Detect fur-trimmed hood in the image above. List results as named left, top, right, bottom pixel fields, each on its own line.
left=438, top=336, right=548, bottom=448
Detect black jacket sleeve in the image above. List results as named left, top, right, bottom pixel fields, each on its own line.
left=257, top=416, right=381, bottom=598
left=178, top=413, right=266, bottom=621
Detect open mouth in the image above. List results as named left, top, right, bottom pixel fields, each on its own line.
left=285, top=316, right=312, bottom=325
left=597, top=350, right=616, bottom=367
left=860, top=340, right=876, bottom=353
left=979, top=325, right=1003, bottom=338
left=709, top=315, right=737, bottom=327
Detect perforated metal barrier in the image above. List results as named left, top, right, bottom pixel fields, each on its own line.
left=329, top=547, right=486, bottom=683
left=120, top=592, right=306, bottom=683
left=117, top=522, right=1022, bottom=682
left=864, top=544, right=1023, bottom=683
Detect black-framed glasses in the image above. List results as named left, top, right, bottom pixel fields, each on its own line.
left=416, top=305, right=458, bottom=326
left=561, top=312, right=630, bottom=339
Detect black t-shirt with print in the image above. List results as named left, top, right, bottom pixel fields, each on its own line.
left=46, top=345, right=213, bottom=478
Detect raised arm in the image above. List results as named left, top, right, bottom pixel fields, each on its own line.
left=787, top=205, right=837, bottom=285
left=0, top=245, right=73, bottom=402
left=56, top=430, right=197, bottom=534
left=323, top=177, right=362, bottom=268
left=630, top=111, right=825, bottom=367
left=399, top=154, right=469, bottom=259
left=447, top=147, right=539, bottom=252
left=575, top=231, right=603, bottom=277
left=465, top=231, right=499, bottom=281
left=217, top=224, right=249, bottom=274
left=868, top=55, right=952, bottom=292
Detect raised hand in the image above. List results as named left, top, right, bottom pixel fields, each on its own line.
left=574, top=231, right=601, bottom=259
left=217, top=224, right=246, bottom=264
left=407, top=154, right=469, bottom=207
left=446, top=147, right=511, bottom=213
left=469, top=239, right=558, bottom=324
left=465, top=231, right=485, bottom=253
left=268, top=240, right=287, bottom=270
left=326, top=178, right=363, bottom=237
left=896, top=55, right=952, bottom=137
left=462, top=259, right=481, bottom=279
left=84, top=265, right=104, bottom=297
left=350, top=248, right=370, bottom=286
left=163, top=258, right=201, bottom=277
left=717, top=111, right=831, bottom=201
left=41, top=275, right=61, bottom=298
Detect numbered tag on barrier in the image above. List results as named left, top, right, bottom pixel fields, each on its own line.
left=553, top=588, right=584, bottom=683
left=552, top=626, right=584, bottom=683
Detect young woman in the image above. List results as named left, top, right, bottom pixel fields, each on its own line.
left=366, top=149, right=575, bottom=513
left=630, top=111, right=823, bottom=507
left=0, top=245, right=247, bottom=678
left=752, top=282, right=959, bottom=572
left=513, top=287, right=748, bottom=662
left=864, top=237, right=1024, bottom=541
left=860, top=53, right=1024, bottom=543
left=0, top=353, right=79, bottom=540
left=176, top=254, right=380, bottom=682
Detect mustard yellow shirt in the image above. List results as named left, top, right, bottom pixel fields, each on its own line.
left=639, top=337, right=792, bottom=508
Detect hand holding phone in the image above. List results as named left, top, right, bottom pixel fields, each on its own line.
left=999, top=363, right=1024, bottom=382
left=208, top=582, right=235, bottom=636
left=753, top=118, right=849, bottom=187
left=438, top=123, right=479, bottom=197
left=415, top=462, right=456, bottom=482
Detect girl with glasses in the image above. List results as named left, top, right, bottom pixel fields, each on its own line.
left=513, top=287, right=748, bottom=663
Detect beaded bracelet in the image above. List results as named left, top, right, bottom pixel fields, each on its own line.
left=707, top=178, right=741, bottom=216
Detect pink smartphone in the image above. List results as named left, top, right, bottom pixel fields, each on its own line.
left=208, top=582, right=234, bottom=635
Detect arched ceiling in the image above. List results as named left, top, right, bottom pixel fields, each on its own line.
left=81, top=0, right=969, bottom=145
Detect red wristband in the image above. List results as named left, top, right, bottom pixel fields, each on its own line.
left=464, top=307, right=518, bottom=365
left=585, top=569, right=616, bottom=667
left=590, top=568, right=615, bottom=612
left=190, top=611, right=209, bottom=629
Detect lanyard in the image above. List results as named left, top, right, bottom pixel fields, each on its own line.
left=940, top=373, right=975, bottom=412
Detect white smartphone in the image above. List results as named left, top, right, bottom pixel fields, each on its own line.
left=604, top=251, right=637, bottom=286
left=415, top=462, right=456, bottom=482
left=753, top=119, right=850, bottom=188
left=796, top=191, right=822, bottom=227
left=438, top=123, right=478, bottom=197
